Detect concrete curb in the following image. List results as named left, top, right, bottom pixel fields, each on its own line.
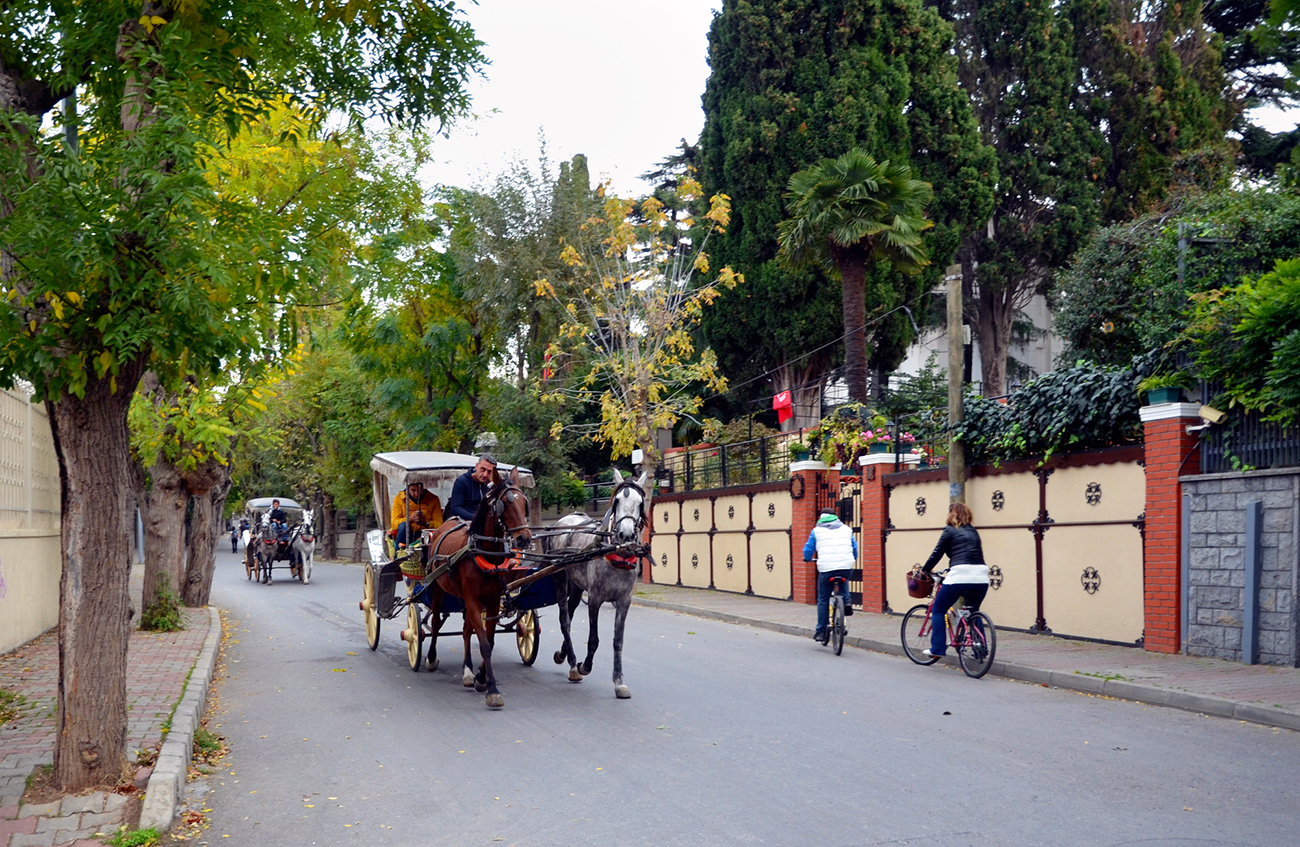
left=632, top=597, right=1300, bottom=733
left=138, top=606, right=222, bottom=832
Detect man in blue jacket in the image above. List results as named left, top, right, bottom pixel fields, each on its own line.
left=803, top=509, right=858, bottom=644
left=445, top=454, right=498, bottom=522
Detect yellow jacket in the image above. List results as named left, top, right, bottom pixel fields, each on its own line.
left=391, top=489, right=443, bottom=533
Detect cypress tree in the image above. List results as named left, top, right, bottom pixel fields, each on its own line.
left=698, top=0, right=995, bottom=421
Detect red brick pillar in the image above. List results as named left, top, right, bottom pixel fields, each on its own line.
left=790, top=461, right=839, bottom=605
left=858, top=458, right=891, bottom=613
left=1140, top=402, right=1202, bottom=653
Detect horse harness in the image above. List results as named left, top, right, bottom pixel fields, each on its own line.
left=600, top=479, right=649, bottom=571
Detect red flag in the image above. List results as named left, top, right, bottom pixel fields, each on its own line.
left=773, top=390, right=793, bottom=425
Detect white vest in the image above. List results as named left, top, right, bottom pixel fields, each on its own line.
left=812, top=523, right=855, bottom=572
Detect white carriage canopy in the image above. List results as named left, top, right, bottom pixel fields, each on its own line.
left=370, top=451, right=534, bottom=532
left=244, top=497, right=304, bottom=519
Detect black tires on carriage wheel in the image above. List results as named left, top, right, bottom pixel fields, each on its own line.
left=516, top=610, right=540, bottom=666
left=363, top=566, right=381, bottom=651
left=831, top=596, right=846, bottom=656
left=901, top=604, right=941, bottom=665
left=957, top=611, right=996, bottom=679
left=405, top=601, right=424, bottom=672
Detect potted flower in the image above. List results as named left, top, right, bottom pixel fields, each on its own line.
left=789, top=438, right=811, bottom=462
left=1137, top=371, right=1193, bottom=405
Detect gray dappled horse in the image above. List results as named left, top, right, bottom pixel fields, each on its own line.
left=545, top=469, right=647, bottom=699
left=291, top=509, right=315, bottom=584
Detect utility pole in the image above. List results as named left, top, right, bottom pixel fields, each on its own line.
left=946, top=264, right=966, bottom=504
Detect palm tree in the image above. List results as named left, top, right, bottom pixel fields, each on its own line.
left=778, top=148, right=934, bottom=403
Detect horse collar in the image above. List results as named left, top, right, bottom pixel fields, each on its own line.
left=605, top=551, right=639, bottom=570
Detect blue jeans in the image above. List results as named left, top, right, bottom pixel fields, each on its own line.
left=396, top=521, right=424, bottom=547
left=816, top=569, right=853, bottom=637
left=930, top=582, right=988, bottom=655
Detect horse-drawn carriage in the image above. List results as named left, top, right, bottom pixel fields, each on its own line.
left=241, top=497, right=316, bottom=585
left=359, top=451, right=650, bottom=708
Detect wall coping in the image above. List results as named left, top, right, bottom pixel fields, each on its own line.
left=1139, top=402, right=1202, bottom=422
left=859, top=453, right=921, bottom=467
left=790, top=460, right=839, bottom=471
left=1181, top=466, right=1300, bottom=484
left=0, top=528, right=60, bottom=538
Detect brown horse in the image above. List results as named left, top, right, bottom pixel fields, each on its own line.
left=423, top=466, right=531, bottom=708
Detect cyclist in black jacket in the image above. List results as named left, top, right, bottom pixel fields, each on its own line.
left=921, top=503, right=990, bottom=658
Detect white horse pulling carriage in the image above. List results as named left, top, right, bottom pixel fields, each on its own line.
left=242, top=496, right=316, bottom=585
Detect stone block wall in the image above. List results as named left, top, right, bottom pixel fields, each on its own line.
left=1183, top=469, right=1299, bottom=666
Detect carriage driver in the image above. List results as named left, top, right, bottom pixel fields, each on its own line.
left=392, top=480, right=443, bottom=549
left=268, top=499, right=289, bottom=542
left=445, top=454, right=497, bottom=522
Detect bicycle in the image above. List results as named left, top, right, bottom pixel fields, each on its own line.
left=818, top=575, right=849, bottom=656
left=900, top=573, right=997, bottom=678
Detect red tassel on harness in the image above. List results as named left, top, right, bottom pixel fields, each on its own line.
left=605, top=552, right=639, bottom=570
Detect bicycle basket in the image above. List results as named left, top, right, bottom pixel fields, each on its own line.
left=906, top=566, right=934, bottom=598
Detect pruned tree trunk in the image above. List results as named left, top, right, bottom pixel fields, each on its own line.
left=773, top=361, right=824, bottom=432
left=351, top=510, right=369, bottom=562
left=47, top=356, right=147, bottom=791
left=322, top=491, right=337, bottom=560
left=182, top=459, right=231, bottom=607
left=832, top=246, right=869, bottom=403
left=975, top=269, right=1018, bottom=398
left=141, top=454, right=187, bottom=614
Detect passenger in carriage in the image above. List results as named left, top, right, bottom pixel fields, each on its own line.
left=268, top=499, right=289, bottom=542
left=445, top=454, right=497, bottom=522
left=392, top=480, right=443, bottom=549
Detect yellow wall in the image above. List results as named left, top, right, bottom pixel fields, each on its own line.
left=0, top=530, right=60, bottom=653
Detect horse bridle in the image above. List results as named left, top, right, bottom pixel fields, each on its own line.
left=489, top=482, right=530, bottom=539
left=603, top=479, right=647, bottom=539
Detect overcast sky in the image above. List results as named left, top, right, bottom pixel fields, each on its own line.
left=419, top=0, right=724, bottom=196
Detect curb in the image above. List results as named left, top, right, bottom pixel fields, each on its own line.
left=632, top=597, right=1300, bottom=733
left=138, top=606, right=222, bottom=832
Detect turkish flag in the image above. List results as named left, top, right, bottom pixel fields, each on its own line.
left=773, top=390, right=793, bottom=425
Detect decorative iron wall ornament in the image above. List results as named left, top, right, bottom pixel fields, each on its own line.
left=991, top=490, right=1005, bottom=511
left=660, top=553, right=667, bottom=567
left=725, top=554, right=734, bottom=570
left=1085, top=482, right=1102, bottom=506
left=728, top=505, right=735, bottom=520
left=767, top=502, right=776, bottom=518
left=693, top=508, right=700, bottom=522
left=662, top=510, right=669, bottom=524
left=691, top=553, right=699, bottom=569
left=1081, top=567, right=1100, bottom=594
left=915, top=497, right=927, bottom=516
left=765, top=554, right=775, bottom=571
left=790, top=477, right=805, bottom=499
left=988, top=564, right=1003, bottom=590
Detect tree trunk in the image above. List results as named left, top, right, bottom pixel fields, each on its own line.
left=975, top=272, right=1016, bottom=398
left=832, top=246, right=869, bottom=403
left=351, top=510, right=369, bottom=562
left=773, top=361, right=823, bottom=432
left=141, top=455, right=187, bottom=613
left=322, top=492, right=337, bottom=560
left=47, top=357, right=147, bottom=791
left=182, top=460, right=231, bottom=607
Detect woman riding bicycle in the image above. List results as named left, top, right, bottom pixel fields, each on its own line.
left=920, top=503, right=989, bottom=658
left=802, top=509, right=857, bottom=645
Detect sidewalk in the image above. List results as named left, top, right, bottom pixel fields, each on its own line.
left=0, top=568, right=220, bottom=847
left=632, top=584, right=1300, bottom=732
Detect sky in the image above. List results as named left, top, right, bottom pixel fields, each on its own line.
left=419, top=0, right=724, bottom=197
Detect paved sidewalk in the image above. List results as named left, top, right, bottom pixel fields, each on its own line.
left=632, top=584, right=1300, bottom=732
left=0, top=570, right=219, bottom=847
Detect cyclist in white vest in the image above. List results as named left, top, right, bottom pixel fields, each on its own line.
left=802, top=509, right=858, bottom=644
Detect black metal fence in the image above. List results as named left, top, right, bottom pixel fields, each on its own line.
left=655, top=433, right=794, bottom=493
left=1198, top=382, right=1300, bottom=473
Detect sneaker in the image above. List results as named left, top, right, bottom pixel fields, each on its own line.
left=844, top=607, right=854, bottom=617
left=813, top=632, right=827, bottom=645
left=922, top=649, right=945, bottom=658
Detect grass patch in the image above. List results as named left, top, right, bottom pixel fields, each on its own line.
left=0, top=688, right=25, bottom=728
left=192, top=727, right=226, bottom=765
left=139, top=574, right=185, bottom=632
left=1073, top=670, right=1130, bottom=682
left=105, top=826, right=161, bottom=847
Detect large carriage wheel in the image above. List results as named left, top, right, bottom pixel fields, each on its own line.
left=516, top=610, right=540, bottom=666
left=362, top=566, right=381, bottom=650
left=403, top=601, right=424, bottom=672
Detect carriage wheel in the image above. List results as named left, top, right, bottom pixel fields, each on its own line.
left=516, top=610, right=540, bottom=666
left=404, top=601, right=424, bottom=672
left=363, top=566, right=381, bottom=651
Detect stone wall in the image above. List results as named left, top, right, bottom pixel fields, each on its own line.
left=1183, top=469, right=1299, bottom=666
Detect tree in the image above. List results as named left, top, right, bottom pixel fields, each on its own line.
left=540, top=179, right=741, bottom=510
left=777, top=149, right=934, bottom=403
left=0, top=1, right=482, bottom=791
left=698, top=0, right=996, bottom=418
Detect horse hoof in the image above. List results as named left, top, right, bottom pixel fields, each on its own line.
left=462, top=669, right=475, bottom=687
left=486, top=693, right=504, bottom=709
left=579, top=663, right=592, bottom=676
left=615, top=685, right=631, bottom=699
left=426, top=658, right=439, bottom=672
left=553, top=651, right=565, bottom=665
left=568, top=668, right=583, bottom=682
left=474, top=679, right=488, bottom=693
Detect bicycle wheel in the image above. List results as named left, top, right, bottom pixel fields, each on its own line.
left=957, top=612, right=996, bottom=679
left=830, top=596, right=845, bottom=656
left=901, top=604, right=940, bottom=665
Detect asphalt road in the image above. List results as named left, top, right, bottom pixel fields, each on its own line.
left=194, top=549, right=1300, bottom=847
